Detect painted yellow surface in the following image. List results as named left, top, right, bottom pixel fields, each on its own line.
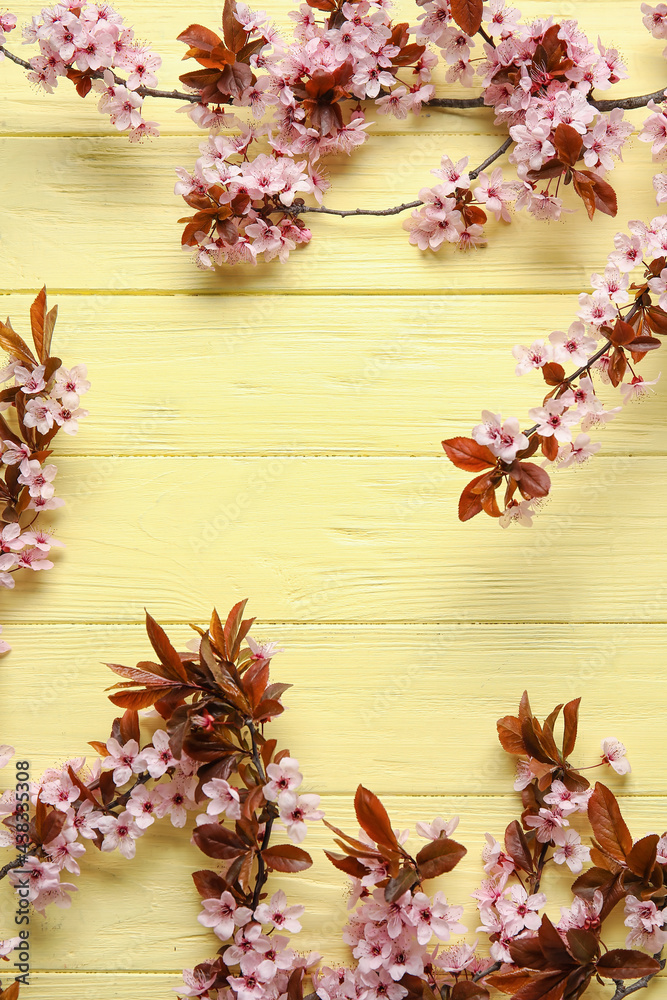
left=1, top=0, right=667, bottom=997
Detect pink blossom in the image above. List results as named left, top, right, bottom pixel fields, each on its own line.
left=528, top=399, right=580, bottom=443
left=246, top=636, right=285, bottom=661
left=278, top=790, right=324, bottom=841
left=263, top=757, right=303, bottom=801
left=359, top=969, right=408, bottom=1000
left=624, top=896, right=667, bottom=952
left=549, top=323, right=597, bottom=366
left=431, top=155, right=470, bottom=195
left=54, top=364, right=90, bottom=408
left=155, top=773, right=198, bottom=827
left=523, top=807, right=568, bottom=842
left=97, top=810, right=143, bottom=858
left=255, top=889, right=305, bottom=933
left=141, top=729, right=177, bottom=778
left=415, top=815, right=459, bottom=840
left=473, top=168, right=514, bottom=222
left=126, top=784, right=162, bottom=828
left=101, top=737, right=147, bottom=785
left=472, top=410, right=528, bottom=462
left=601, top=737, right=631, bottom=774
left=620, top=374, right=661, bottom=403
left=202, top=777, right=242, bottom=820
left=408, top=890, right=466, bottom=944
left=68, top=799, right=102, bottom=839
left=558, top=891, right=603, bottom=932
left=496, top=884, right=547, bottom=935
left=557, top=433, right=602, bottom=468
left=45, top=825, right=86, bottom=874
left=552, top=828, right=591, bottom=873
left=14, top=364, right=46, bottom=394
left=482, top=833, right=515, bottom=874
left=198, top=890, right=253, bottom=939
left=512, top=339, right=552, bottom=375
left=543, top=779, right=592, bottom=814
left=0, top=744, right=14, bottom=769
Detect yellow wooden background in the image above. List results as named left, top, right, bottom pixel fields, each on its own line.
left=1, top=0, right=667, bottom=996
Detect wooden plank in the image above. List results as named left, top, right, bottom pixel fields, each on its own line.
left=0, top=796, right=664, bottom=971
left=0, top=1, right=656, bottom=136
left=0, top=134, right=660, bottom=294
left=1, top=455, right=667, bottom=625
left=0, top=624, right=665, bottom=795
left=0, top=293, right=663, bottom=457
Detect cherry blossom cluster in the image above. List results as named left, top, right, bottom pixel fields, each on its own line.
left=1, top=644, right=666, bottom=1000
left=19, top=2, right=161, bottom=140
left=0, top=289, right=89, bottom=648
left=6, top=0, right=667, bottom=266
left=443, top=213, right=667, bottom=525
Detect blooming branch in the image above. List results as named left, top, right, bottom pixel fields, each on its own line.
left=2, top=611, right=666, bottom=1000
left=2, top=1, right=667, bottom=266
left=0, top=289, right=90, bottom=648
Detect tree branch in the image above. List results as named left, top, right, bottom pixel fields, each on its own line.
left=610, top=955, right=665, bottom=1000
left=0, top=856, right=27, bottom=880
left=288, top=135, right=513, bottom=219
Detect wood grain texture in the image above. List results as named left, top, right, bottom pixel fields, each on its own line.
left=0, top=294, right=664, bottom=456
left=2, top=0, right=667, bottom=997
left=0, top=134, right=662, bottom=294
left=2, top=455, right=667, bottom=625
left=0, top=626, right=666, bottom=794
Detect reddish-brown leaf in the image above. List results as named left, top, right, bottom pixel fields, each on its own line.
left=354, top=785, right=399, bottom=852
left=450, top=0, right=483, bottom=35
left=541, top=434, right=559, bottom=462
left=145, top=612, right=189, bottom=683
left=222, top=0, right=247, bottom=53
left=108, top=687, right=178, bottom=710
left=0, top=981, right=20, bottom=1000
left=646, top=305, right=667, bottom=335
left=562, top=697, right=580, bottom=758
left=510, top=461, right=551, bottom=500
left=262, top=844, right=313, bottom=872
left=192, top=869, right=229, bottom=898
left=572, top=170, right=597, bottom=220
left=588, top=783, right=632, bottom=862
left=451, top=982, right=489, bottom=1000
left=609, top=319, right=637, bottom=347
left=607, top=346, right=627, bottom=387
left=177, top=23, right=224, bottom=52
left=193, top=822, right=248, bottom=859
left=566, top=928, right=599, bottom=966
left=416, top=836, right=467, bottom=879
left=442, top=436, right=496, bottom=472
left=553, top=123, right=583, bottom=166
left=625, top=834, right=659, bottom=881
left=30, top=286, right=47, bottom=362
left=596, top=950, right=661, bottom=979
left=324, top=849, right=368, bottom=878
left=0, top=319, right=38, bottom=367
left=505, top=819, right=534, bottom=873
left=542, top=362, right=566, bottom=386
left=496, top=714, right=527, bottom=754
left=384, top=865, right=420, bottom=902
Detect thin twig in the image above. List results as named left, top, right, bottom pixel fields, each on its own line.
left=591, top=88, right=667, bottom=111
left=0, top=856, right=27, bottom=880
left=472, top=960, right=502, bottom=982
left=289, top=135, right=513, bottom=219
left=0, top=45, right=31, bottom=70
left=610, top=955, right=666, bottom=1000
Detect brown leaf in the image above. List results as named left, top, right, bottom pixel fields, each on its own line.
left=553, top=123, right=583, bottom=167
left=646, top=305, right=667, bottom=335
left=609, top=319, right=637, bottom=347
left=450, top=0, right=483, bottom=35
left=415, top=836, right=467, bottom=879
left=562, top=697, right=580, bottom=758
left=192, top=822, right=248, bottom=859
left=384, top=865, right=420, bottom=902
left=541, top=434, right=559, bottom=462
left=596, top=950, right=661, bottom=979
left=262, top=844, right=313, bottom=873
left=451, top=983, right=489, bottom=1000
left=30, top=286, right=47, bottom=362
left=0, top=320, right=37, bottom=367
left=145, top=612, right=189, bottom=683
left=354, top=785, right=400, bottom=852
left=505, top=819, right=534, bottom=873
left=192, top=869, right=229, bottom=898
left=510, top=461, right=551, bottom=500
left=542, top=362, right=566, bottom=386
left=222, top=0, right=247, bottom=53
left=324, top=849, right=368, bottom=878
left=607, top=346, right=627, bottom=387
left=497, top=714, right=527, bottom=754
left=177, top=23, right=224, bottom=52
left=625, top=834, right=659, bottom=881
left=566, top=928, right=599, bottom=966
left=442, top=436, right=496, bottom=472
left=572, top=170, right=597, bottom=220
left=588, top=783, right=632, bottom=862
left=0, top=982, right=20, bottom=1000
